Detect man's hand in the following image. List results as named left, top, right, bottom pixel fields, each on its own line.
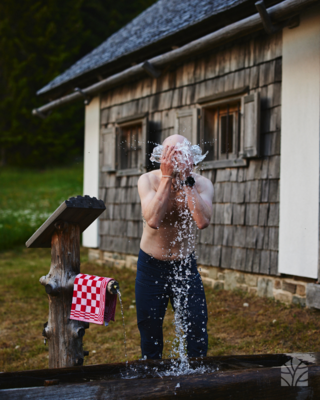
left=177, top=150, right=193, bottom=182
left=160, top=145, right=176, bottom=177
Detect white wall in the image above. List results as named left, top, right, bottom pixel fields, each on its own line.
left=83, top=96, right=100, bottom=248
left=279, top=5, right=320, bottom=279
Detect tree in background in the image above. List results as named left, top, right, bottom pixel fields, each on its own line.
left=0, top=0, right=156, bottom=167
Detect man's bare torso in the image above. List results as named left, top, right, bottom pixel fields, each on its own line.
left=140, top=169, right=201, bottom=261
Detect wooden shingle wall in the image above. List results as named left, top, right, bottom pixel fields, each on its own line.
left=99, top=31, right=282, bottom=275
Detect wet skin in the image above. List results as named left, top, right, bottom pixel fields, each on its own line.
left=138, top=138, right=214, bottom=261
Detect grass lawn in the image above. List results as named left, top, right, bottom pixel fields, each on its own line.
left=0, top=163, right=83, bottom=250
left=1, top=164, right=320, bottom=373
left=1, top=246, right=320, bottom=373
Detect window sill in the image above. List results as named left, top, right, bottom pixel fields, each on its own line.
left=201, top=158, right=247, bottom=170
left=101, top=166, right=116, bottom=172
left=116, top=168, right=143, bottom=177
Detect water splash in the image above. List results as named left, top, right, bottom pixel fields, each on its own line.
left=150, top=138, right=208, bottom=169
left=117, top=289, right=128, bottom=363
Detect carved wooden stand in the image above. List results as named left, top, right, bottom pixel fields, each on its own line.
left=26, top=196, right=106, bottom=368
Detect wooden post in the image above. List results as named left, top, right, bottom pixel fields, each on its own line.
left=26, top=195, right=106, bottom=368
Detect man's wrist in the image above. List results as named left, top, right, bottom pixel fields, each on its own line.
left=185, top=176, right=195, bottom=187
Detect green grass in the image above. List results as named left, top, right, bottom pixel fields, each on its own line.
left=1, top=164, right=320, bottom=373
left=1, top=248, right=320, bottom=373
left=0, top=164, right=83, bottom=250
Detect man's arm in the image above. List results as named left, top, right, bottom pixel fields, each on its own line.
left=138, top=145, right=176, bottom=229
left=138, top=174, right=172, bottom=229
left=184, top=178, right=213, bottom=230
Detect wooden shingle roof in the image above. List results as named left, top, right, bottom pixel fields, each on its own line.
left=37, top=0, right=279, bottom=97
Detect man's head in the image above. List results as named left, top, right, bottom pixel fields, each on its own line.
left=162, top=134, right=186, bottom=148
left=162, top=135, right=193, bottom=175
left=149, top=135, right=208, bottom=172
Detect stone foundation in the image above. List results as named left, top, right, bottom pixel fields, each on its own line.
left=88, top=249, right=314, bottom=307
left=199, top=266, right=312, bottom=307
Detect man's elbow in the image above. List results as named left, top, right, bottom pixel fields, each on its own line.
left=147, top=218, right=160, bottom=230
left=197, top=218, right=210, bottom=230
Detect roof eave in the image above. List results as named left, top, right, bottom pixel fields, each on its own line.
left=38, top=0, right=283, bottom=100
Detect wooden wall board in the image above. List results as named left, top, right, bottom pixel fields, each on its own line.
left=97, top=32, right=282, bottom=275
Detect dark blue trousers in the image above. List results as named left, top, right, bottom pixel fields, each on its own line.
left=135, top=249, right=208, bottom=359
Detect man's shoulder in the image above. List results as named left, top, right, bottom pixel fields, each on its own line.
left=138, top=170, right=161, bottom=187
left=194, top=173, right=213, bottom=192
left=194, top=172, right=212, bottom=185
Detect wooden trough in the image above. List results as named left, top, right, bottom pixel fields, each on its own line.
left=1, top=353, right=320, bottom=399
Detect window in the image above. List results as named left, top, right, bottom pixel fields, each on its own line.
left=202, top=101, right=240, bottom=162
left=198, top=87, right=260, bottom=169
left=115, top=113, right=148, bottom=176
left=118, top=124, right=142, bottom=170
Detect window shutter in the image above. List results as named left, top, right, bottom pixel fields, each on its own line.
left=141, top=115, right=149, bottom=171
left=175, top=108, right=198, bottom=144
left=240, top=92, right=260, bottom=158
left=101, top=126, right=116, bottom=171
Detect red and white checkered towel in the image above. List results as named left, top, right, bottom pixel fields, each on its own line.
left=70, top=273, right=117, bottom=325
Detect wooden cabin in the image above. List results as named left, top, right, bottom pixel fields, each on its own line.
left=36, top=0, right=320, bottom=307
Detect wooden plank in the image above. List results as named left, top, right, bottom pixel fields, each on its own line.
left=234, top=226, right=246, bottom=247
left=126, top=237, right=140, bottom=255
left=221, top=246, right=232, bottom=269
left=261, top=180, right=269, bottom=202
left=269, top=251, right=279, bottom=275
left=224, top=204, right=233, bottom=225
left=194, top=58, right=206, bottom=83
left=197, top=86, right=249, bottom=105
left=201, top=159, right=247, bottom=170
left=269, top=227, right=279, bottom=251
left=260, top=250, right=271, bottom=274
left=269, top=180, right=279, bottom=202
left=214, top=225, right=224, bottom=246
left=268, top=156, right=280, bottom=179
left=246, top=159, right=262, bottom=181
left=223, top=182, right=232, bottom=203
left=258, top=204, right=269, bottom=226
left=249, top=65, right=259, bottom=89
left=275, top=58, right=282, bottom=82
left=214, top=204, right=224, bottom=224
left=200, top=225, right=214, bottom=245
left=171, top=87, right=183, bottom=108
left=231, top=247, right=247, bottom=270
left=26, top=197, right=106, bottom=248
left=259, top=60, right=276, bottom=87
left=223, top=226, right=234, bottom=246
left=245, top=204, right=259, bottom=226
left=246, top=249, right=261, bottom=273
left=247, top=180, right=262, bottom=203
left=231, top=182, right=245, bottom=204
left=213, top=183, right=224, bottom=203
left=210, top=245, right=222, bottom=266
left=233, top=204, right=245, bottom=226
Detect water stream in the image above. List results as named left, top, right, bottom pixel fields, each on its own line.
left=117, top=289, right=128, bottom=363
left=119, top=138, right=214, bottom=378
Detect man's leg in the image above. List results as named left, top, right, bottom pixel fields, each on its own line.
left=135, top=277, right=169, bottom=359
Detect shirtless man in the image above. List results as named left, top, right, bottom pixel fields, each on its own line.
left=136, top=134, right=214, bottom=359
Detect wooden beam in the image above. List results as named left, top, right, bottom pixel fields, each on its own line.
left=1, top=362, right=320, bottom=399
left=255, top=0, right=281, bottom=34
left=197, top=86, right=249, bottom=104
left=142, top=61, right=161, bottom=78
left=25, top=195, right=105, bottom=248
left=0, top=353, right=302, bottom=390
left=32, top=0, right=319, bottom=117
